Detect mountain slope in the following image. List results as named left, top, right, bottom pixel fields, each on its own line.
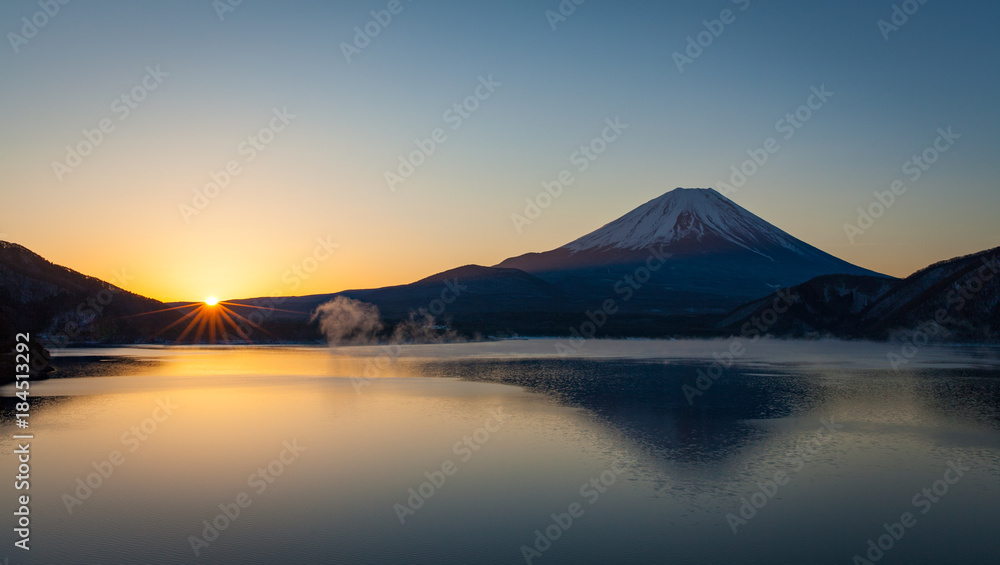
left=271, top=265, right=570, bottom=320
left=497, top=188, right=887, bottom=313
left=858, top=246, right=1000, bottom=340
left=715, top=274, right=897, bottom=338
left=0, top=241, right=167, bottom=343
left=717, top=246, right=1000, bottom=341
left=238, top=264, right=579, bottom=338
left=566, top=187, right=831, bottom=257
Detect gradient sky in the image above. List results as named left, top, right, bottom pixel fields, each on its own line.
left=1, top=0, right=998, bottom=302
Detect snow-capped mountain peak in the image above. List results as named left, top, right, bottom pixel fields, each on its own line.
left=563, top=187, right=809, bottom=259
left=494, top=186, right=884, bottom=311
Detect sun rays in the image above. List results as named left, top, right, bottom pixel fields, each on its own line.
left=125, top=300, right=311, bottom=344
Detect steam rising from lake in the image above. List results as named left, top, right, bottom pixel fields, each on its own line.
left=311, top=297, right=383, bottom=345
left=312, top=296, right=462, bottom=346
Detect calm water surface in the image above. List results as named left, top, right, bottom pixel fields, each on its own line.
left=2, top=340, right=999, bottom=564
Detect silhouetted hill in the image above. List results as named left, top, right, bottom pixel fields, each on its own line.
left=4, top=238, right=995, bottom=345
left=859, top=246, right=1000, bottom=340
left=0, top=241, right=170, bottom=345
left=718, top=246, right=1000, bottom=342
left=716, top=274, right=896, bottom=338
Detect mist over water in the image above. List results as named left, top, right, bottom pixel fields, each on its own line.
left=312, top=296, right=462, bottom=346
left=311, top=296, right=384, bottom=345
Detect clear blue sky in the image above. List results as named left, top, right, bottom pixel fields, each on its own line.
left=1, top=0, right=997, bottom=300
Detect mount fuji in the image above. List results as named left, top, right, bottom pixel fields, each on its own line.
left=496, top=188, right=887, bottom=313
left=6, top=189, right=995, bottom=342
left=191, top=187, right=893, bottom=338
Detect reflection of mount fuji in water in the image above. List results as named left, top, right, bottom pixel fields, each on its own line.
left=418, top=352, right=1000, bottom=469
left=1, top=189, right=997, bottom=345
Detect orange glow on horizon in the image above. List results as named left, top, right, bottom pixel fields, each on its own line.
left=130, top=301, right=272, bottom=344
left=119, top=301, right=314, bottom=343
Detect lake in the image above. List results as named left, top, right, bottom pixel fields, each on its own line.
left=3, top=340, right=999, bottom=564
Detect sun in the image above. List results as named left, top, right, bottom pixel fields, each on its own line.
left=127, top=293, right=309, bottom=344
